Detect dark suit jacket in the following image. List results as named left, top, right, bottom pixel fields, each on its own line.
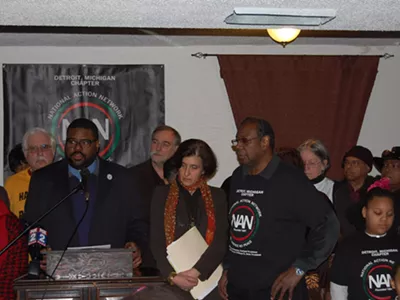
left=24, top=158, right=149, bottom=252
left=130, top=160, right=165, bottom=216
left=150, top=185, right=228, bottom=283
left=333, top=175, right=376, bottom=238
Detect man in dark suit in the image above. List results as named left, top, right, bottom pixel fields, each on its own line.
left=24, top=118, right=147, bottom=268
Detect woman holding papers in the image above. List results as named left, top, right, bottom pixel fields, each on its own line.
left=150, top=139, right=228, bottom=299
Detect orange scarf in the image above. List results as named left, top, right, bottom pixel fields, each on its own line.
left=164, top=178, right=216, bottom=247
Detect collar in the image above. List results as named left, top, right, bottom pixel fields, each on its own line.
left=311, top=173, right=326, bottom=184
left=242, top=155, right=280, bottom=180
left=68, top=158, right=98, bottom=181
left=365, top=231, right=387, bottom=238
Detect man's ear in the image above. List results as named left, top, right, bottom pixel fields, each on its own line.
left=261, top=136, right=269, bottom=149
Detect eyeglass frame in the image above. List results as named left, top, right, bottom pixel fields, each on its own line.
left=303, top=160, right=322, bottom=169
left=65, top=138, right=98, bottom=149
left=343, top=159, right=362, bottom=168
left=382, top=160, right=400, bottom=170
left=231, top=136, right=260, bottom=147
left=25, top=144, right=53, bottom=154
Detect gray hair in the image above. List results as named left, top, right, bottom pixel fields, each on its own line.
left=152, top=125, right=181, bottom=146
left=22, top=127, right=56, bottom=155
left=298, top=139, right=331, bottom=170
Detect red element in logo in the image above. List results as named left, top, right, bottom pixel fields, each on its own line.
left=231, top=205, right=255, bottom=242
left=57, top=102, right=114, bottom=157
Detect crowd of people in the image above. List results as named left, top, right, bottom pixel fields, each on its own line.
left=1, top=116, right=400, bottom=300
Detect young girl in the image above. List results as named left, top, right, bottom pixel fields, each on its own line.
left=330, top=186, right=400, bottom=300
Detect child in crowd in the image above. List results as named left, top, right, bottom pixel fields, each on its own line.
left=330, top=186, right=400, bottom=299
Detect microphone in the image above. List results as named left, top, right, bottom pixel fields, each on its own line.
left=0, top=181, right=83, bottom=273
left=80, top=168, right=90, bottom=202
left=28, top=227, right=48, bottom=279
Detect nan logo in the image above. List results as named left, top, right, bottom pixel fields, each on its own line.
left=229, top=199, right=261, bottom=245
left=362, top=261, right=395, bottom=300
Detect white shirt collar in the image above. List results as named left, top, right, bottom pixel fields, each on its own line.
left=365, top=231, right=387, bottom=238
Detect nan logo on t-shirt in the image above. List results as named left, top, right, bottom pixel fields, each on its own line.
left=360, top=249, right=398, bottom=299
left=229, top=188, right=263, bottom=257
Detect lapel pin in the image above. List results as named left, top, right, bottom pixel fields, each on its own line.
left=107, top=174, right=113, bottom=180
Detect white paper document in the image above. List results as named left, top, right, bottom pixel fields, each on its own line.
left=167, top=227, right=223, bottom=300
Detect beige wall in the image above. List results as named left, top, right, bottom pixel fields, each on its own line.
left=0, top=44, right=399, bottom=185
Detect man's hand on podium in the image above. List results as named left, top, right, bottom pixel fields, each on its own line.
left=124, top=242, right=142, bottom=268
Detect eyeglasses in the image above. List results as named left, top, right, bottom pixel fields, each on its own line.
left=66, top=138, right=97, bottom=149
left=383, top=161, right=400, bottom=170
left=152, top=139, right=172, bottom=150
left=304, top=160, right=322, bottom=169
left=231, top=137, right=259, bottom=147
left=343, top=160, right=361, bottom=168
left=26, top=144, right=53, bottom=154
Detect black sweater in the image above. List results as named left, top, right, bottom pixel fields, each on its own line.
left=225, top=155, right=340, bottom=290
left=331, top=232, right=400, bottom=300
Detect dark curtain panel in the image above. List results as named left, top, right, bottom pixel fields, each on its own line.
left=218, top=55, right=380, bottom=180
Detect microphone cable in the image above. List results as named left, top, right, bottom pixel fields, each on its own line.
left=40, top=200, right=89, bottom=300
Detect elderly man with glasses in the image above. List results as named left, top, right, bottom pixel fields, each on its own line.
left=5, top=128, right=56, bottom=218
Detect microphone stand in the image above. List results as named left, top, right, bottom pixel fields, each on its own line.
left=0, top=183, right=83, bottom=257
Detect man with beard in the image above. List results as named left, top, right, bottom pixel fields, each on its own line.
left=130, top=125, right=180, bottom=274
left=130, top=125, right=181, bottom=207
left=24, top=118, right=147, bottom=269
left=5, top=128, right=56, bottom=218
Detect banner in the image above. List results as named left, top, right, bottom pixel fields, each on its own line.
left=3, top=64, right=165, bottom=176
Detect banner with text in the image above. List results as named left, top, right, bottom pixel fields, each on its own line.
left=3, top=64, right=165, bottom=176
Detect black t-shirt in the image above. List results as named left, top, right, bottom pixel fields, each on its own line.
left=331, top=232, right=400, bottom=300
left=226, top=156, right=335, bottom=290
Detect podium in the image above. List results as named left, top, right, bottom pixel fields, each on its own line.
left=14, top=277, right=165, bottom=300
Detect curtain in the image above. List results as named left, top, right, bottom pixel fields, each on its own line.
left=218, top=55, right=380, bottom=180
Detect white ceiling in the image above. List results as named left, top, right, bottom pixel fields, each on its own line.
left=1, top=0, right=400, bottom=31
left=1, top=0, right=400, bottom=46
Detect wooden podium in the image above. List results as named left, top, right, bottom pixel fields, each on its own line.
left=14, top=276, right=165, bottom=300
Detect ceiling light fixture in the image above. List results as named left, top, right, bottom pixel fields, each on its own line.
left=225, top=8, right=336, bottom=26
left=267, top=28, right=301, bottom=47
left=225, top=8, right=336, bottom=47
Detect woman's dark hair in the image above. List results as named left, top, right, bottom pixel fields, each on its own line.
left=276, top=147, right=304, bottom=169
left=364, top=187, right=395, bottom=207
left=163, top=157, right=178, bottom=181
left=174, top=139, right=217, bottom=179
left=8, top=143, right=27, bottom=173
